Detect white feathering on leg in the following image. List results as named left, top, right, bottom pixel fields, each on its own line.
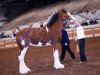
left=18, top=47, right=31, bottom=74
left=53, top=50, right=64, bottom=69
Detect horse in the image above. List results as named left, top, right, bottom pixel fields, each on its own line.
left=16, top=8, right=74, bottom=74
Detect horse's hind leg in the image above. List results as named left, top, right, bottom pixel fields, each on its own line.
left=17, top=39, right=31, bottom=74
left=18, top=46, right=31, bottom=74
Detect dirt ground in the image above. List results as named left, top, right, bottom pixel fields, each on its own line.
left=0, top=37, right=100, bottom=75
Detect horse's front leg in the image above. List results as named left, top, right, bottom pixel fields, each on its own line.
left=53, top=44, right=64, bottom=69
left=18, top=46, right=31, bottom=74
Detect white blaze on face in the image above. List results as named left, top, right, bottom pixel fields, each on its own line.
left=67, top=12, right=75, bottom=20
left=70, top=15, right=75, bottom=20
left=67, top=12, right=71, bottom=16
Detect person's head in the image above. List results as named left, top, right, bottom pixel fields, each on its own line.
left=75, top=21, right=80, bottom=27
left=29, top=23, right=33, bottom=28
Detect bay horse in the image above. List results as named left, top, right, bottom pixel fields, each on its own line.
left=16, top=8, right=74, bottom=74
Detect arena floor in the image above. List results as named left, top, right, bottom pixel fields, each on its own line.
left=0, top=37, right=100, bottom=75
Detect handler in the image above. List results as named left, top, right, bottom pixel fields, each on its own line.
left=74, top=21, right=87, bottom=63
left=60, top=24, right=75, bottom=61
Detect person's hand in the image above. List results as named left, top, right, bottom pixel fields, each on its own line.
left=74, top=38, right=77, bottom=41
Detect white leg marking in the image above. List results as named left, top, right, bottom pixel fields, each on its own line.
left=53, top=49, right=64, bottom=69
left=71, top=15, right=75, bottom=20
left=37, top=42, right=42, bottom=46
left=29, top=41, right=51, bottom=47
left=21, top=39, right=25, bottom=46
left=18, top=47, right=31, bottom=74
left=46, top=42, right=51, bottom=46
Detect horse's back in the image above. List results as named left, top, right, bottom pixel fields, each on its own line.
left=16, top=27, right=49, bottom=45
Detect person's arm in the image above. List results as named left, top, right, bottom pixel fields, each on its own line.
left=72, top=26, right=78, bottom=41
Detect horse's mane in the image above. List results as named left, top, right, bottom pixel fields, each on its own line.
left=47, top=12, right=59, bottom=27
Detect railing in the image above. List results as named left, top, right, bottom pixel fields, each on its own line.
left=0, top=38, right=17, bottom=49
left=0, top=25, right=100, bottom=49
left=68, top=24, right=100, bottom=39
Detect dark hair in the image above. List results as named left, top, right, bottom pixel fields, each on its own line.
left=47, top=13, right=59, bottom=27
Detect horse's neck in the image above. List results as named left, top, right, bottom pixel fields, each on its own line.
left=51, top=16, right=63, bottom=32
left=47, top=12, right=63, bottom=34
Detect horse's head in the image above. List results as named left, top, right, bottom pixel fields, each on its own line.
left=59, top=9, right=68, bottom=21
left=59, top=8, right=75, bottom=21
left=46, top=8, right=75, bottom=29
left=59, top=8, right=76, bottom=29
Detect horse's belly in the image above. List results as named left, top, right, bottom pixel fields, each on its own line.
left=29, top=41, right=51, bottom=47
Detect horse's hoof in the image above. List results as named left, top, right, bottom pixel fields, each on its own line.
left=54, top=64, right=64, bottom=69
left=19, top=68, right=31, bottom=74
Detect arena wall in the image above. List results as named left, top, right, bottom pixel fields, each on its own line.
left=0, top=25, right=100, bottom=49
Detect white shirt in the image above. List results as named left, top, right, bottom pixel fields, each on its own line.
left=76, top=25, right=85, bottom=39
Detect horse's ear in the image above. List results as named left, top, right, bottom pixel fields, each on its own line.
left=58, top=7, right=62, bottom=13
left=60, top=7, right=64, bottom=11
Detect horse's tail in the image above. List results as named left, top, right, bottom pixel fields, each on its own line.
left=16, top=34, right=24, bottom=53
